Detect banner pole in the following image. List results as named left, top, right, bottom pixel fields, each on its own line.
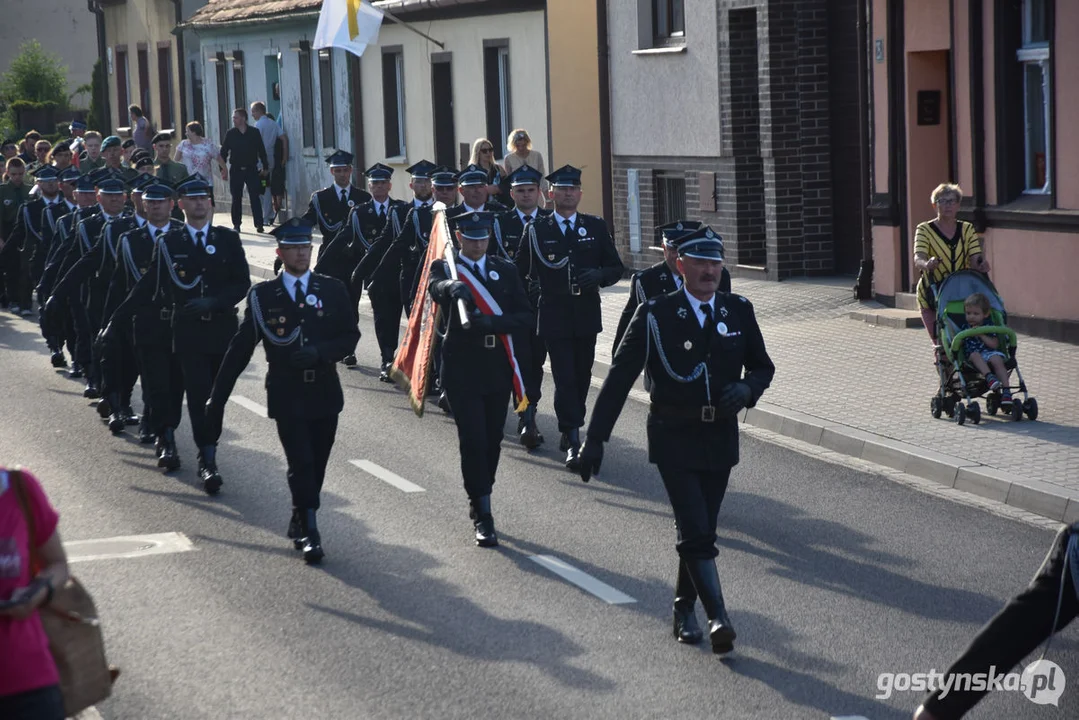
left=379, top=7, right=445, bottom=48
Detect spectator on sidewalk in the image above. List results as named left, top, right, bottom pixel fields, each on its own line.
left=175, top=122, right=228, bottom=185
left=503, top=128, right=547, bottom=203
left=250, top=101, right=285, bottom=225
left=913, top=183, right=990, bottom=345
left=129, top=105, right=153, bottom=152
left=0, top=466, right=72, bottom=720
left=468, top=138, right=506, bottom=202
left=220, top=107, right=269, bottom=233
left=268, top=114, right=288, bottom=223
left=17, top=132, right=41, bottom=165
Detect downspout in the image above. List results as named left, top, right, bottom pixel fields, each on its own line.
left=596, top=0, right=614, bottom=226
left=88, top=0, right=112, bottom=133
left=969, top=0, right=986, bottom=230
left=854, top=0, right=873, bottom=299
left=173, top=0, right=188, bottom=128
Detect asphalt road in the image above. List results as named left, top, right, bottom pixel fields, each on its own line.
left=1, top=307, right=1076, bottom=720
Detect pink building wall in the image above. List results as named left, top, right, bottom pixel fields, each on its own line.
left=984, top=229, right=1079, bottom=321
left=1055, top=1, right=1079, bottom=209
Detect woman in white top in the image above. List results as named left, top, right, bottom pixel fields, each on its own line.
left=502, top=128, right=547, bottom=205
left=174, top=121, right=228, bottom=183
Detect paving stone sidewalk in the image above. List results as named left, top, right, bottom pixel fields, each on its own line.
left=238, top=226, right=1079, bottom=523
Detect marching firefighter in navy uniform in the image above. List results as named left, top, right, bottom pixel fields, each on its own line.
left=103, top=176, right=251, bottom=494
left=428, top=211, right=534, bottom=547
left=577, top=227, right=774, bottom=655
left=206, top=217, right=360, bottom=564
left=302, top=150, right=371, bottom=259
left=4, top=165, right=64, bottom=315
left=99, top=181, right=185, bottom=453
left=31, top=166, right=79, bottom=305
left=514, top=165, right=623, bottom=468
left=315, top=161, right=406, bottom=367
left=613, top=220, right=732, bottom=352
left=493, top=164, right=551, bottom=449
left=446, top=164, right=505, bottom=233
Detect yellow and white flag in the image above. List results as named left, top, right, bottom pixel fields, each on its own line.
left=313, top=0, right=384, bottom=58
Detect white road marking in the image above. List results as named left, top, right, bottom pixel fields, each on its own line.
left=230, top=394, right=268, bottom=418
left=349, top=459, right=426, bottom=493
left=65, top=532, right=196, bottom=563
left=830, top=716, right=871, bottom=719
left=72, top=707, right=104, bottom=719
left=530, top=555, right=637, bottom=605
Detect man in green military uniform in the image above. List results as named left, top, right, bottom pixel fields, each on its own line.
left=79, top=131, right=105, bottom=172
left=0, top=157, right=31, bottom=307
left=101, top=136, right=137, bottom=182
left=152, top=133, right=187, bottom=186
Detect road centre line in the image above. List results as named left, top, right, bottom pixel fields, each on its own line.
left=230, top=395, right=268, bottom=418
left=349, top=459, right=426, bottom=493
left=65, top=532, right=196, bottom=563
left=529, top=555, right=637, bottom=605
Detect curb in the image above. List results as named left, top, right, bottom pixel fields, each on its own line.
left=848, top=308, right=923, bottom=329
left=247, top=260, right=1078, bottom=526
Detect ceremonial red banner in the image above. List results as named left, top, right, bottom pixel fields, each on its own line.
left=390, top=207, right=450, bottom=417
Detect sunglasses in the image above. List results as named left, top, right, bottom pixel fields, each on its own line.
left=480, top=147, right=493, bottom=154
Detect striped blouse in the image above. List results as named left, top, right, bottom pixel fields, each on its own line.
left=914, top=220, right=983, bottom=309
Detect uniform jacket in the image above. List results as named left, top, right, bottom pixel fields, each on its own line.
left=103, top=219, right=182, bottom=347
left=112, top=225, right=250, bottom=353
left=316, top=197, right=407, bottom=289
left=514, top=212, right=624, bottom=338
left=31, top=199, right=75, bottom=281
left=38, top=207, right=97, bottom=297
left=0, top=181, right=31, bottom=242
left=52, top=212, right=131, bottom=312
left=492, top=207, right=551, bottom=261
left=302, top=184, right=372, bottom=241
left=445, top=201, right=506, bottom=235
left=349, top=200, right=413, bottom=290
left=362, top=202, right=435, bottom=305
left=211, top=273, right=360, bottom=420
left=428, top=254, right=534, bottom=395
left=587, top=289, right=774, bottom=469
left=614, top=263, right=733, bottom=351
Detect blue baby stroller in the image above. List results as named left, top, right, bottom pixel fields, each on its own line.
left=929, top=271, right=1037, bottom=425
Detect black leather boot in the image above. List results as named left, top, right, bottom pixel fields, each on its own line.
left=108, top=408, right=126, bottom=434
left=300, top=509, right=325, bottom=564
left=564, top=428, right=581, bottom=469
left=198, top=445, right=223, bottom=495
left=68, top=362, right=84, bottom=379
left=519, top=406, right=542, bottom=449
left=123, top=405, right=140, bottom=426
left=83, top=382, right=100, bottom=399
left=673, top=560, right=703, bottom=644
left=138, top=413, right=155, bottom=444
left=343, top=353, right=357, bottom=367
left=158, top=428, right=181, bottom=471
left=50, top=351, right=67, bottom=368
left=437, top=391, right=452, bottom=415
left=287, top=508, right=303, bottom=549
left=469, top=495, right=498, bottom=547
left=685, top=558, right=736, bottom=654
left=96, top=394, right=114, bottom=419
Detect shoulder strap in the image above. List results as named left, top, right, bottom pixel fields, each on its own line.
left=10, top=469, right=42, bottom=575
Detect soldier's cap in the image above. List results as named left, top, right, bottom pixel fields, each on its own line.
left=546, top=164, right=582, bottom=187
left=325, top=149, right=354, bottom=168
left=151, top=132, right=174, bottom=145
left=508, top=163, right=542, bottom=187
left=675, top=226, right=724, bottom=262
left=130, top=148, right=151, bottom=162
left=177, top=175, right=211, bottom=198
left=88, top=168, right=114, bottom=186
left=364, top=162, right=394, bottom=181
left=406, top=159, right=437, bottom=180
left=75, top=174, right=98, bottom=193
left=135, top=156, right=155, bottom=170
left=60, top=167, right=82, bottom=184
left=658, top=219, right=702, bottom=246
left=51, top=140, right=73, bottom=154
left=70, top=119, right=87, bottom=131
left=1, top=138, right=17, bottom=150
left=272, top=217, right=315, bottom=246
left=141, top=182, right=174, bottom=202
left=31, top=165, right=61, bottom=182
left=457, top=164, right=488, bottom=187
left=97, top=177, right=127, bottom=195
left=455, top=211, right=495, bottom=241
left=128, top=173, right=156, bottom=194
left=431, top=166, right=459, bottom=188
left=102, top=136, right=122, bottom=150
left=121, top=138, right=136, bottom=149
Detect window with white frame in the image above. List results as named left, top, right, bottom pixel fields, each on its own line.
left=1018, top=0, right=1050, bottom=194
left=382, top=49, right=405, bottom=158
left=317, top=49, right=336, bottom=148
left=483, top=42, right=511, bottom=159
left=653, top=0, right=685, bottom=46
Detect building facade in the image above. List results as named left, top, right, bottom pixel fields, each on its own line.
left=870, top=0, right=1079, bottom=340
left=606, top=0, right=864, bottom=277
left=0, top=2, right=98, bottom=110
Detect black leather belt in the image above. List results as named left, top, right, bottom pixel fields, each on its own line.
left=650, top=403, right=717, bottom=423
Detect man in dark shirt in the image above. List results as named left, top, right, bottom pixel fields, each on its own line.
left=220, top=107, right=269, bottom=234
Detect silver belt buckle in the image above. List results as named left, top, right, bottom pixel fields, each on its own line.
left=303, top=369, right=316, bottom=383
left=701, top=406, right=716, bottom=423
left=570, top=282, right=581, bottom=296
left=160, top=307, right=171, bottom=320
left=201, top=312, right=213, bottom=322
left=484, top=334, right=497, bottom=348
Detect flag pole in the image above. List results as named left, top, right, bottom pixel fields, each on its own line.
left=378, top=6, right=445, bottom=48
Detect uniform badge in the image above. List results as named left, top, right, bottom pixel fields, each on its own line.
left=205, top=244, right=216, bottom=255
left=276, top=328, right=285, bottom=336
left=489, top=270, right=500, bottom=281
left=659, top=272, right=668, bottom=280
left=578, top=227, right=587, bottom=237
left=268, top=317, right=276, bottom=325
left=472, top=213, right=480, bottom=221
left=3, top=199, right=10, bottom=206
left=140, top=267, right=148, bottom=274
left=720, top=306, right=728, bottom=318
left=178, top=270, right=186, bottom=278
left=716, top=322, right=728, bottom=336
left=348, top=200, right=356, bottom=208
left=317, top=310, right=324, bottom=317
left=305, top=294, right=317, bottom=306
left=684, top=340, right=693, bottom=350
left=547, top=254, right=556, bottom=261
left=278, top=315, right=286, bottom=324
left=676, top=307, right=688, bottom=319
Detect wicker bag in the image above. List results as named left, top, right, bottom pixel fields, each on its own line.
left=12, top=470, right=114, bottom=717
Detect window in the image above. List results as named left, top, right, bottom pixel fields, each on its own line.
left=653, top=173, right=687, bottom=247
left=298, top=42, right=315, bottom=148
left=137, top=47, right=150, bottom=114
left=318, top=49, right=336, bottom=147
left=214, top=52, right=229, bottom=143
left=1018, top=0, right=1050, bottom=193
left=382, top=49, right=405, bottom=158
left=157, top=44, right=173, bottom=131
left=115, top=48, right=129, bottom=127
left=653, top=0, right=685, bottom=46
left=230, top=51, right=246, bottom=113
left=483, top=43, right=511, bottom=160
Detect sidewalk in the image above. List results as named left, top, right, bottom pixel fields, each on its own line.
left=236, top=223, right=1079, bottom=525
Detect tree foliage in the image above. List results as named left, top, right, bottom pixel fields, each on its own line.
left=87, top=60, right=109, bottom=134
left=0, top=40, right=69, bottom=107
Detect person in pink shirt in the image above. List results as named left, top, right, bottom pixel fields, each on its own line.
left=0, top=467, right=70, bottom=720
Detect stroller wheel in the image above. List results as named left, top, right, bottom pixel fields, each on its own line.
left=955, top=402, right=967, bottom=426
left=1010, top=400, right=1023, bottom=422
left=986, top=393, right=999, bottom=415
left=930, top=396, right=943, bottom=419
left=1023, top=397, right=1038, bottom=421
left=967, top=401, right=981, bottom=425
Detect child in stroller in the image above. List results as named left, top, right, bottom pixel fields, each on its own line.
left=960, top=292, right=1011, bottom=402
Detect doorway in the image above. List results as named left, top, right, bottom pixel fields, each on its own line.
left=431, top=55, right=456, bottom=169
left=265, top=54, right=281, bottom=119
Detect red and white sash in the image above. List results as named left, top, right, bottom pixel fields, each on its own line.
left=456, top=263, right=529, bottom=413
